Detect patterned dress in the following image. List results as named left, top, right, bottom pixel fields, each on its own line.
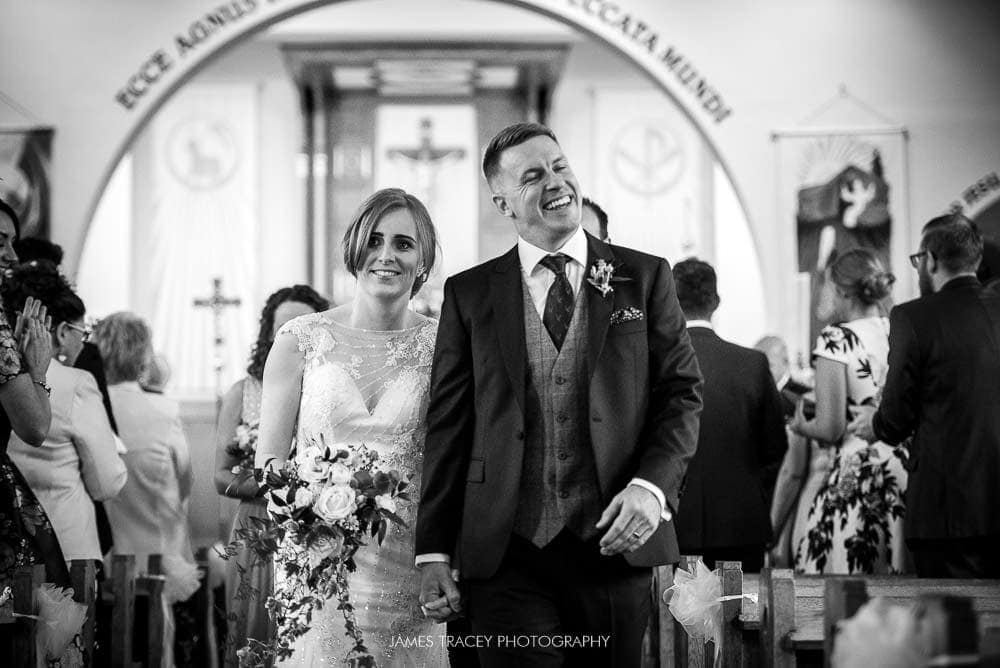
left=224, top=376, right=274, bottom=668
left=795, top=317, right=908, bottom=574
left=0, top=301, right=71, bottom=621
left=275, top=313, right=446, bottom=667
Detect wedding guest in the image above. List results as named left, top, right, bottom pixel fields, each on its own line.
left=140, top=353, right=171, bottom=394
left=92, top=312, right=194, bottom=567
left=580, top=197, right=610, bottom=242
left=754, top=335, right=811, bottom=419
left=214, top=284, right=327, bottom=668
left=978, top=237, right=1000, bottom=294
left=11, top=237, right=120, bottom=555
left=852, top=214, right=1000, bottom=577
left=4, top=262, right=127, bottom=566
left=791, top=249, right=906, bottom=574
left=672, top=259, right=786, bottom=572
left=0, top=200, right=72, bottom=658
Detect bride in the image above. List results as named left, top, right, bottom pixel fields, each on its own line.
left=254, top=188, right=446, bottom=666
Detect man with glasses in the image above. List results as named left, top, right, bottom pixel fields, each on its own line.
left=851, top=213, right=1000, bottom=577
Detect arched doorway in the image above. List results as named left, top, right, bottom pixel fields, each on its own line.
left=79, top=0, right=764, bottom=396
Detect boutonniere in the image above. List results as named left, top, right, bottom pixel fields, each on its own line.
left=587, top=259, right=629, bottom=297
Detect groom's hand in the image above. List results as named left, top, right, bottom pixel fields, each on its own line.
left=596, top=485, right=661, bottom=556
left=419, top=562, right=462, bottom=621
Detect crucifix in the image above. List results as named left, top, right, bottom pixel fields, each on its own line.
left=386, top=117, right=466, bottom=209
left=193, top=276, right=241, bottom=402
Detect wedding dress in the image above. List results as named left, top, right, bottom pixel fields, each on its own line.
left=276, top=312, right=447, bottom=667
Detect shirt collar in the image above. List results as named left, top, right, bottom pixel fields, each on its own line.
left=685, top=319, right=714, bottom=330
left=518, top=225, right=589, bottom=274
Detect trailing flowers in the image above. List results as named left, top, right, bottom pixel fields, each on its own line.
left=222, top=436, right=410, bottom=667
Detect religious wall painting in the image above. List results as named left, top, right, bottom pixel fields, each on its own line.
left=0, top=128, right=52, bottom=238
left=592, top=88, right=712, bottom=264
left=776, top=130, right=909, bottom=361
left=133, top=83, right=258, bottom=395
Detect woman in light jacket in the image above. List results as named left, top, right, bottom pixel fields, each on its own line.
left=91, top=312, right=193, bottom=567
left=5, top=261, right=127, bottom=565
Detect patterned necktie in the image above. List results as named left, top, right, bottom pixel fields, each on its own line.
left=539, top=253, right=574, bottom=350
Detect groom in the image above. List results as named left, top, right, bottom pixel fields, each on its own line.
left=416, top=122, right=703, bottom=665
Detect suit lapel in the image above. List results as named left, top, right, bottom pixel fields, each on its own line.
left=586, top=235, right=617, bottom=381
left=490, top=247, right=527, bottom=415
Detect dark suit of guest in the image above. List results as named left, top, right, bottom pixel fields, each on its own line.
left=417, top=231, right=702, bottom=666
left=873, top=276, right=1000, bottom=577
left=74, top=341, right=118, bottom=556
left=677, top=326, right=788, bottom=572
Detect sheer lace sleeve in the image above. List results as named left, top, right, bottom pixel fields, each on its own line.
left=276, top=312, right=335, bottom=364
left=0, top=301, right=22, bottom=385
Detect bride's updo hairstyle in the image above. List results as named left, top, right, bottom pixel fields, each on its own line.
left=827, top=248, right=896, bottom=307
left=342, top=188, right=439, bottom=297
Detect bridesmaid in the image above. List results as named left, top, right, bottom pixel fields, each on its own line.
left=214, top=285, right=328, bottom=667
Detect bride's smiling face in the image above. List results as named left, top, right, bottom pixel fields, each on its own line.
left=358, top=207, right=422, bottom=300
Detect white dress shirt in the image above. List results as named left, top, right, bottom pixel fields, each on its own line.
left=417, top=228, right=669, bottom=567
left=9, top=359, right=128, bottom=561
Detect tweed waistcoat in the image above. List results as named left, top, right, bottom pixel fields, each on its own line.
left=512, top=273, right=604, bottom=547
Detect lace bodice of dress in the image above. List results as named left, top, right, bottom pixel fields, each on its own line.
left=277, top=313, right=437, bottom=476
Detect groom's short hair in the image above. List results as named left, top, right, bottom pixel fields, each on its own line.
left=483, top=122, right=558, bottom=187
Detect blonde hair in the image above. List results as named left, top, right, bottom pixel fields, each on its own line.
left=92, top=311, right=152, bottom=384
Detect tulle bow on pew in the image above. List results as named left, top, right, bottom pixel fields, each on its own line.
left=10, top=583, right=88, bottom=660
left=665, top=559, right=756, bottom=663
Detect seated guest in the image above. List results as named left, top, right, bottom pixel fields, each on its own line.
left=92, top=312, right=194, bottom=567
left=4, top=262, right=127, bottom=566
left=672, top=259, right=787, bottom=572
left=852, top=214, right=1000, bottom=578
left=791, top=249, right=905, bottom=574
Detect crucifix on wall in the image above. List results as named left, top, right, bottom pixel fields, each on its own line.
left=193, top=276, right=241, bottom=400
left=386, top=117, right=466, bottom=209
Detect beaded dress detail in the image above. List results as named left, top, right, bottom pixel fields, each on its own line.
left=275, top=312, right=444, bottom=667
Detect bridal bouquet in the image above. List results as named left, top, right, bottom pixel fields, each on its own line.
left=225, top=436, right=410, bottom=667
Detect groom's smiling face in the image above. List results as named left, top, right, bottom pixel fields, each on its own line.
left=490, top=135, right=582, bottom=250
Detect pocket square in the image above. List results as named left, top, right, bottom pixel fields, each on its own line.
left=610, top=307, right=644, bottom=325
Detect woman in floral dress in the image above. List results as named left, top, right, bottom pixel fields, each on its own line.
left=0, top=200, right=71, bottom=657
left=789, top=248, right=908, bottom=574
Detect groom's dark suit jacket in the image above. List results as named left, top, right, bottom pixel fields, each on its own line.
left=873, top=275, right=1000, bottom=540
left=416, top=234, right=703, bottom=579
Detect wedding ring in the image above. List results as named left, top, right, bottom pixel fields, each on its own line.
left=632, top=530, right=643, bottom=538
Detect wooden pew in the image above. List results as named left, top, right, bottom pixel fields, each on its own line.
left=0, top=564, right=45, bottom=668
left=70, top=559, right=97, bottom=667
left=756, top=570, right=1000, bottom=667
left=105, top=554, right=168, bottom=668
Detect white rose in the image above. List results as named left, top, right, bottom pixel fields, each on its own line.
left=375, top=494, right=397, bottom=514
left=298, top=446, right=331, bottom=484
left=313, top=484, right=357, bottom=521
left=328, top=462, right=353, bottom=485
left=294, top=487, right=315, bottom=509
